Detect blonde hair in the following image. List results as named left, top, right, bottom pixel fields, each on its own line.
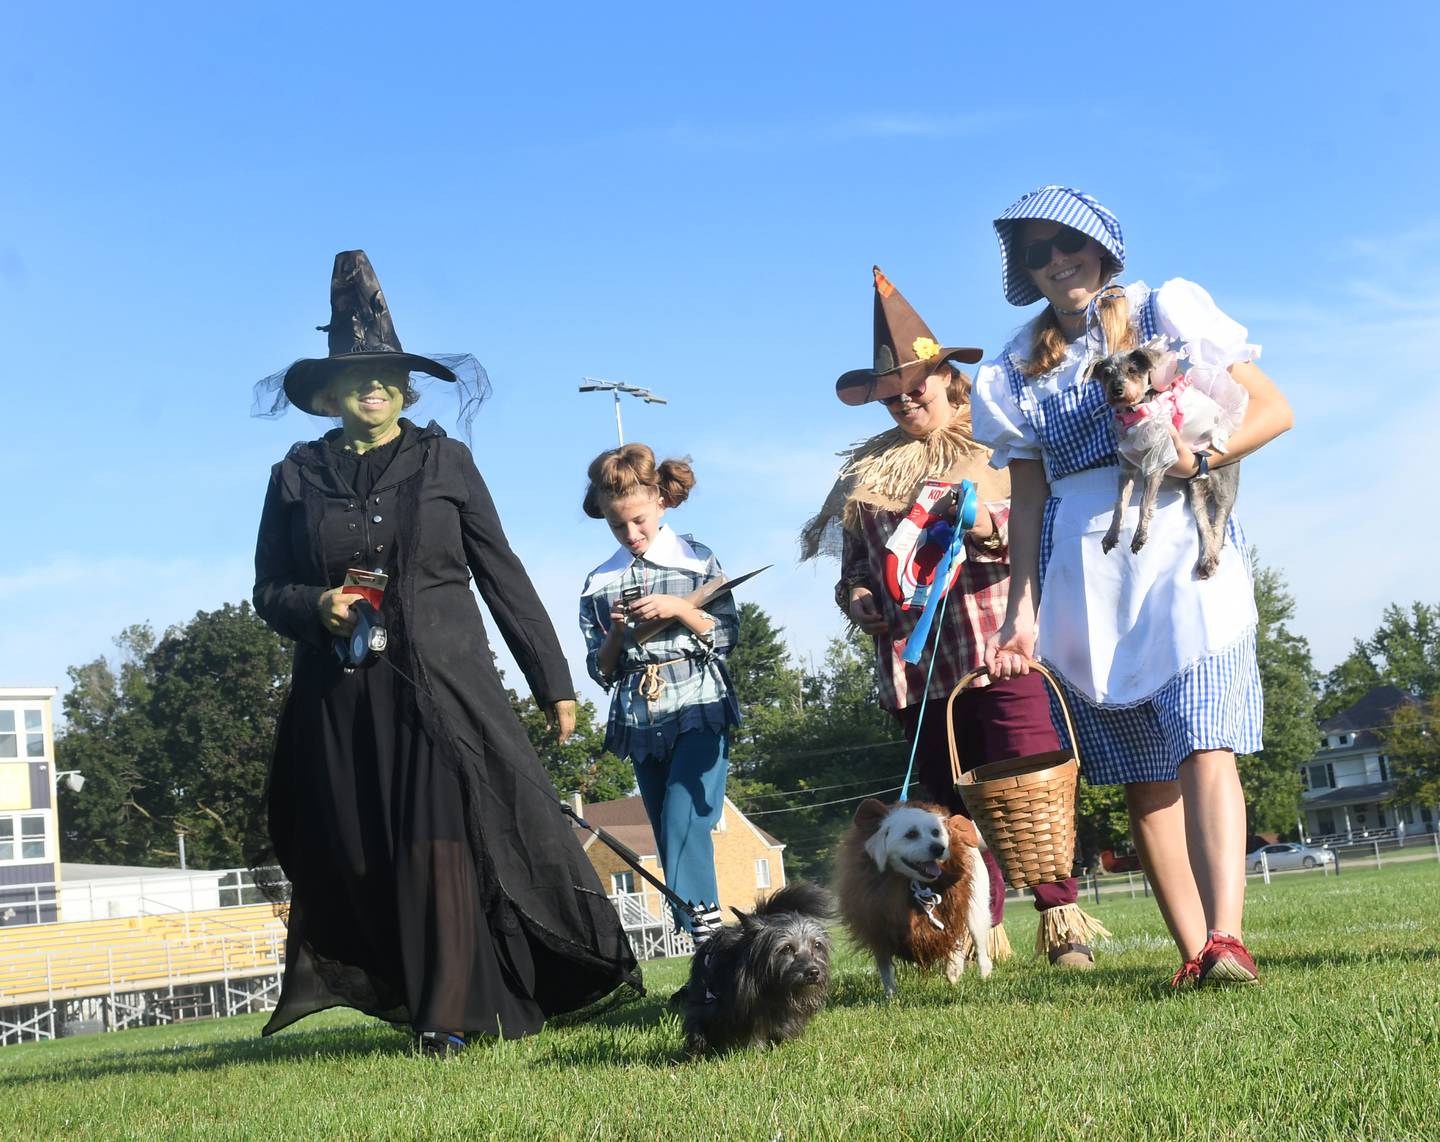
left=944, top=364, right=972, bottom=406
left=582, top=443, right=696, bottom=519
left=1022, top=255, right=1130, bottom=377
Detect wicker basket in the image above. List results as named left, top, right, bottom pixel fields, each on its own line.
left=946, top=662, right=1080, bottom=890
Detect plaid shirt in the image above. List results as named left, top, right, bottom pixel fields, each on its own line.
left=840, top=503, right=1012, bottom=711
left=579, top=535, right=740, bottom=764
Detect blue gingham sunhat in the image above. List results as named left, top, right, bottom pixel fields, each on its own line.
left=993, top=186, right=1125, bottom=306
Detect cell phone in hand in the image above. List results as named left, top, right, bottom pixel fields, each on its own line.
left=621, top=585, right=643, bottom=612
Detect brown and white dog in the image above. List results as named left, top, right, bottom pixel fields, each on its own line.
left=835, top=799, right=992, bottom=997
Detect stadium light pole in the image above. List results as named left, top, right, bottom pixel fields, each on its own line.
left=578, top=378, right=668, bottom=446
left=50, top=770, right=83, bottom=920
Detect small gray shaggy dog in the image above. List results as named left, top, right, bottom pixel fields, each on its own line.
left=1091, top=343, right=1241, bottom=578
left=670, top=882, right=834, bottom=1057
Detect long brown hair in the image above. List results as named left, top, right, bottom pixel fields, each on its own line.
left=581, top=443, right=696, bottom=518
left=1022, top=255, right=1131, bottom=377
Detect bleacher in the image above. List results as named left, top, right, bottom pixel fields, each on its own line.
left=0, top=905, right=285, bottom=1011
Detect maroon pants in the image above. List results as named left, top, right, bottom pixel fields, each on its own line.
left=897, top=672, right=1078, bottom=925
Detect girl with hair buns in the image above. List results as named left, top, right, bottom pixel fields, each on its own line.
left=579, top=444, right=740, bottom=940
left=974, top=186, right=1294, bottom=987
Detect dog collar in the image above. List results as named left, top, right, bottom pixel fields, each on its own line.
left=910, top=881, right=946, bottom=930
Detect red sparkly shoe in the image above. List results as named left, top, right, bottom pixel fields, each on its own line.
left=1169, top=955, right=1202, bottom=989
left=1197, top=930, right=1259, bottom=985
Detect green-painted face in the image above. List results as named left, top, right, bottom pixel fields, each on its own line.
left=321, top=365, right=408, bottom=439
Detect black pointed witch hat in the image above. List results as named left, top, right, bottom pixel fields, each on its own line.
left=281, top=250, right=459, bottom=415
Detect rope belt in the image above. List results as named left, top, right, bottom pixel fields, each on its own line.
left=626, top=656, right=688, bottom=704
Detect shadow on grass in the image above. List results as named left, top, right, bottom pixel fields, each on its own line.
left=0, top=1023, right=410, bottom=1088
left=1258, top=945, right=1440, bottom=971
left=536, top=1035, right=683, bottom=1069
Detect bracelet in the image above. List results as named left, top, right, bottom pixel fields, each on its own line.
left=1190, top=452, right=1211, bottom=482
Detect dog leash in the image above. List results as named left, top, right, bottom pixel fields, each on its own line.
left=560, top=801, right=723, bottom=935
left=373, top=652, right=723, bottom=937
left=896, top=515, right=969, bottom=803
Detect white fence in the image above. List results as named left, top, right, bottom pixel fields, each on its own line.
left=608, top=887, right=696, bottom=961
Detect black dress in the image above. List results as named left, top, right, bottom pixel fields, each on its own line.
left=252, top=420, right=638, bottom=1037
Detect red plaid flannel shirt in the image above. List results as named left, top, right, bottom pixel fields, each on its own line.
left=840, top=502, right=1011, bottom=711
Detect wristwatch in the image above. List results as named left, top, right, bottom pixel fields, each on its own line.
left=1191, top=452, right=1211, bottom=482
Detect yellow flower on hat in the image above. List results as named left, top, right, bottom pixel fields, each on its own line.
left=912, top=336, right=942, bottom=361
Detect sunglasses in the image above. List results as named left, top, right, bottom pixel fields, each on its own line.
left=880, top=382, right=929, bottom=408
left=1020, top=227, right=1088, bottom=270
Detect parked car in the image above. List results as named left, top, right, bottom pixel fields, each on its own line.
left=1247, top=842, right=1336, bottom=873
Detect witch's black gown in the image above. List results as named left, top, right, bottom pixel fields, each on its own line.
left=252, top=420, right=637, bottom=1037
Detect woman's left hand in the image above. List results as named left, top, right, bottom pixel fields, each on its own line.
left=625, top=593, right=685, bottom=623
left=546, top=699, right=577, bottom=744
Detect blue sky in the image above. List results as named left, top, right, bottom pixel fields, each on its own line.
left=4, top=2, right=1437, bottom=713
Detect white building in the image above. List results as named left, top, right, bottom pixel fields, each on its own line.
left=0, top=687, right=62, bottom=925
left=1300, top=685, right=1438, bottom=843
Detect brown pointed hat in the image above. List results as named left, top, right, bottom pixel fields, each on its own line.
left=281, top=250, right=459, bottom=415
left=835, top=266, right=984, bottom=407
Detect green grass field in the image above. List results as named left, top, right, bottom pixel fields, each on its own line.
left=7, top=862, right=1437, bottom=1140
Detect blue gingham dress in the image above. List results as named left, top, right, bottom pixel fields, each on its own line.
left=579, top=532, right=740, bottom=765
left=972, top=279, right=1263, bottom=784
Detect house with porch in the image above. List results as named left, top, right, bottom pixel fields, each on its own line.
left=568, top=792, right=786, bottom=958
left=1300, top=685, right=1438, bottom=844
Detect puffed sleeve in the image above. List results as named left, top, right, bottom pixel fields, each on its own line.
left=457, top=452, right=575, bottom=706
left=972, top=358, right=1040, bottom=469
left=1152, top=278, right=1261, bottom=367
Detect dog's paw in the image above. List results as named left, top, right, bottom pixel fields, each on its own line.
left=1130, top=533, right=1149, bottom=555
left=1101, top=532, right=1119, bottom=554
left=1195, top=554, right=1219, bottom=579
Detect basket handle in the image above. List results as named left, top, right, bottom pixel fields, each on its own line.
left=945, top=660, right=1082, bottom=787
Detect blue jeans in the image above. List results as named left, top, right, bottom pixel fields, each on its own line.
left=632, top=730, right=729, bottom=933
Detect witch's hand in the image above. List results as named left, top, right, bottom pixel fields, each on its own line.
left=317, top=588, right=360, bottom=636
left=547, top=699, right=577, bottom=744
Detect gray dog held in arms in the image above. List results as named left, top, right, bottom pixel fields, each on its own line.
left=1091, top=338, right=1246, bottom=578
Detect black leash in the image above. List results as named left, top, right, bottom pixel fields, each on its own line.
left=559, top=802, right=721, bottom=932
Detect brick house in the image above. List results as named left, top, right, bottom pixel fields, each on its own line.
left=569, top=793, right=786, bottom=923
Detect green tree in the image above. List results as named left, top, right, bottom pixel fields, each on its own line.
left=491, top=651, right=633, bottom=804
left=733, top=630, right=904, bottom=881
left=1238, top=565, right=1316, bottom=836
left=723, top=602, right=806, bottom=807
left=1075, top=783, right=1130, bottom=868
left=1319, top=602, right=1440, bottom=718
left=509, top=691, right=634, bottom=804
left=145, top=604, right=292, bottom=868
left=56, top=626, right=166, bottom=865
left=58, top=609, right=290, bottom=869
left=1377, top=697, right=1440, bottom=810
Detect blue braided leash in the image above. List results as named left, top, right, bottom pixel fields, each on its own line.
left=897, top=481, right=976, bottom=802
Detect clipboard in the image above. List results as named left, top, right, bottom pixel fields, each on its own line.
left=630, top=565, right=771, bottom=644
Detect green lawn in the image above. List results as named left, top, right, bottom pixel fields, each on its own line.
left=6, top=863, right=1437, bottom=1140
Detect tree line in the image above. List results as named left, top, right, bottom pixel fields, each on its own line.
left=53, top=572, right=1440, bottom=880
